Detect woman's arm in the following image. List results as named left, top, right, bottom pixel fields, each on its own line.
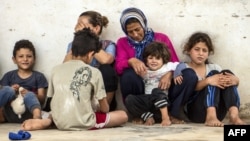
left=94, top=50, right=114, bottom=64
left=115, top=38, right=134, bottom=75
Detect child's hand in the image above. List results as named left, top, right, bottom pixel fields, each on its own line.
left=221, top=72, right=239, bottom=87
left=19, top=87, right=28, bottom=96
left=161, top=118, right=171, bottom=126
left=207, top=74, right=225, bottom=89
left=174, top=75, right=183, bottom=85
left=11, top=84, right=20, bottom=92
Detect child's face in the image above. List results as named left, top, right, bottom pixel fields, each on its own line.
left=188, top=42, right=209, bottom=65
left=12, top=48, right=35, bottom=71
left=146, top=55, right=163, bottom=71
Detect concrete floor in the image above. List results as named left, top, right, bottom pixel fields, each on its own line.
left=3, top=118, right=250, bottom=141
left=1, top=122, right=225, bottom=141
left=1, top=88, right=249, bottom=141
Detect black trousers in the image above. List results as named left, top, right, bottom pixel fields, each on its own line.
left=187, top=70, right=240, bottom=123
left=168, top=68, right=198, bottom=120
left=99, top=64, right=118, bottom=92
left=120, top=68, right=145, bottom=101
left=125, top=88, right=169, bottom=123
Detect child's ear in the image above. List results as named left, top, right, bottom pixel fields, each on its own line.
left=87, top=51, right=95, bottom=63
left=88, top=51, right=95, bottom=57
left=12, top=56, right=17, bottom=64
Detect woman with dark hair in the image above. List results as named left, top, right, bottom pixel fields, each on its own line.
left=115, top=7, right=179, bottom=101
left=61, top=11, right=118, bottom=111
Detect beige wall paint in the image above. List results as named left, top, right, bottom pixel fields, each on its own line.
left=0, top=0, right=249, bottom=117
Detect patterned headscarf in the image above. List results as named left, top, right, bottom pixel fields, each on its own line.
left=120, top=7, right=154, bottom=60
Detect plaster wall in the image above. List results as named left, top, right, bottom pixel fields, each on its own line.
left=0, top=0, right=249, bottom=117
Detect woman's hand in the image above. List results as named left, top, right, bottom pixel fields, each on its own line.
left=75, top=22, right=92, bottom=32
left=128, top=58, right=147, bottom=76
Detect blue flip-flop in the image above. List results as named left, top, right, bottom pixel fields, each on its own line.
left=9, top=130, right=31, bottom=140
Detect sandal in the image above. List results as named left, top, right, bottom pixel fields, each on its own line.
left=9, top=130, right=31, bottom=140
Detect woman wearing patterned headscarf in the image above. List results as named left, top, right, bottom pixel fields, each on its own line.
left=115, top=7, right=179, bottom=101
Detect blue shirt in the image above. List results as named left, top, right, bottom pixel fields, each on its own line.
left=0, top=70, right=48, bottom=94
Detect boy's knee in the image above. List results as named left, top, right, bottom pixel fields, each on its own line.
left=2, top=86, right=15, bottom=94
left=23, top=92, right=36, bottom=99
left=124, top=95, right=134, bottom=106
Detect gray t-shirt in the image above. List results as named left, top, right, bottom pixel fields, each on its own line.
left=174, top=62, right=222, bottom=80
left=48, top=60, right=106, bottom=130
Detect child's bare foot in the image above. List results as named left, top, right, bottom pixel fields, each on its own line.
left=228, top=106, right=246, bottom=125
left=132, top=118, right=144, bottom=125
left=229, top=117, right=246, bottom=125
left=205, top=107, right=223, bottom=127
left=170, top=116, right=185, bottom=124
left=144, top=117, right=155, bottom=126
left=21, top=118, right=52, bottom=131
left=161, top=118, right=171, bottom=126
left=205, top=118, right=224, bottom=127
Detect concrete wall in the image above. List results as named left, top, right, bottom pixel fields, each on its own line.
left=0, top=0, right=249, bottom=117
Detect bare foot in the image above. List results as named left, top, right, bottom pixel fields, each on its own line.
left=229, top=117, right=246, bottom=125
left=161, top=118, right=171, bottom=126
left=132, top=118, right=144, bottom=125
left=170, top=116, right=185, bottom=124
left=205, top=118, right=224, bottom=127
left=228, top=106, right=246, bottom=125
left=21, top=118, right=52, bottom=131
left=144, top=117, right=155, bottom=126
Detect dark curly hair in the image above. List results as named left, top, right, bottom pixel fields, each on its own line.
left=13, top=39, right=36, bottom=59
left=143, top=41, right=171, bottom=65
left=72, top=28, right=102, bottom=57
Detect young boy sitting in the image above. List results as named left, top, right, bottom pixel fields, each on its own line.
left=21, top=28, right=128, bottom=131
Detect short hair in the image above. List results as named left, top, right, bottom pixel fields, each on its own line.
left=143, top=41, right=171, bottom=64
left=13, top=39, right=36, bottom=58
left=71, top=28, right=101, bottom=57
